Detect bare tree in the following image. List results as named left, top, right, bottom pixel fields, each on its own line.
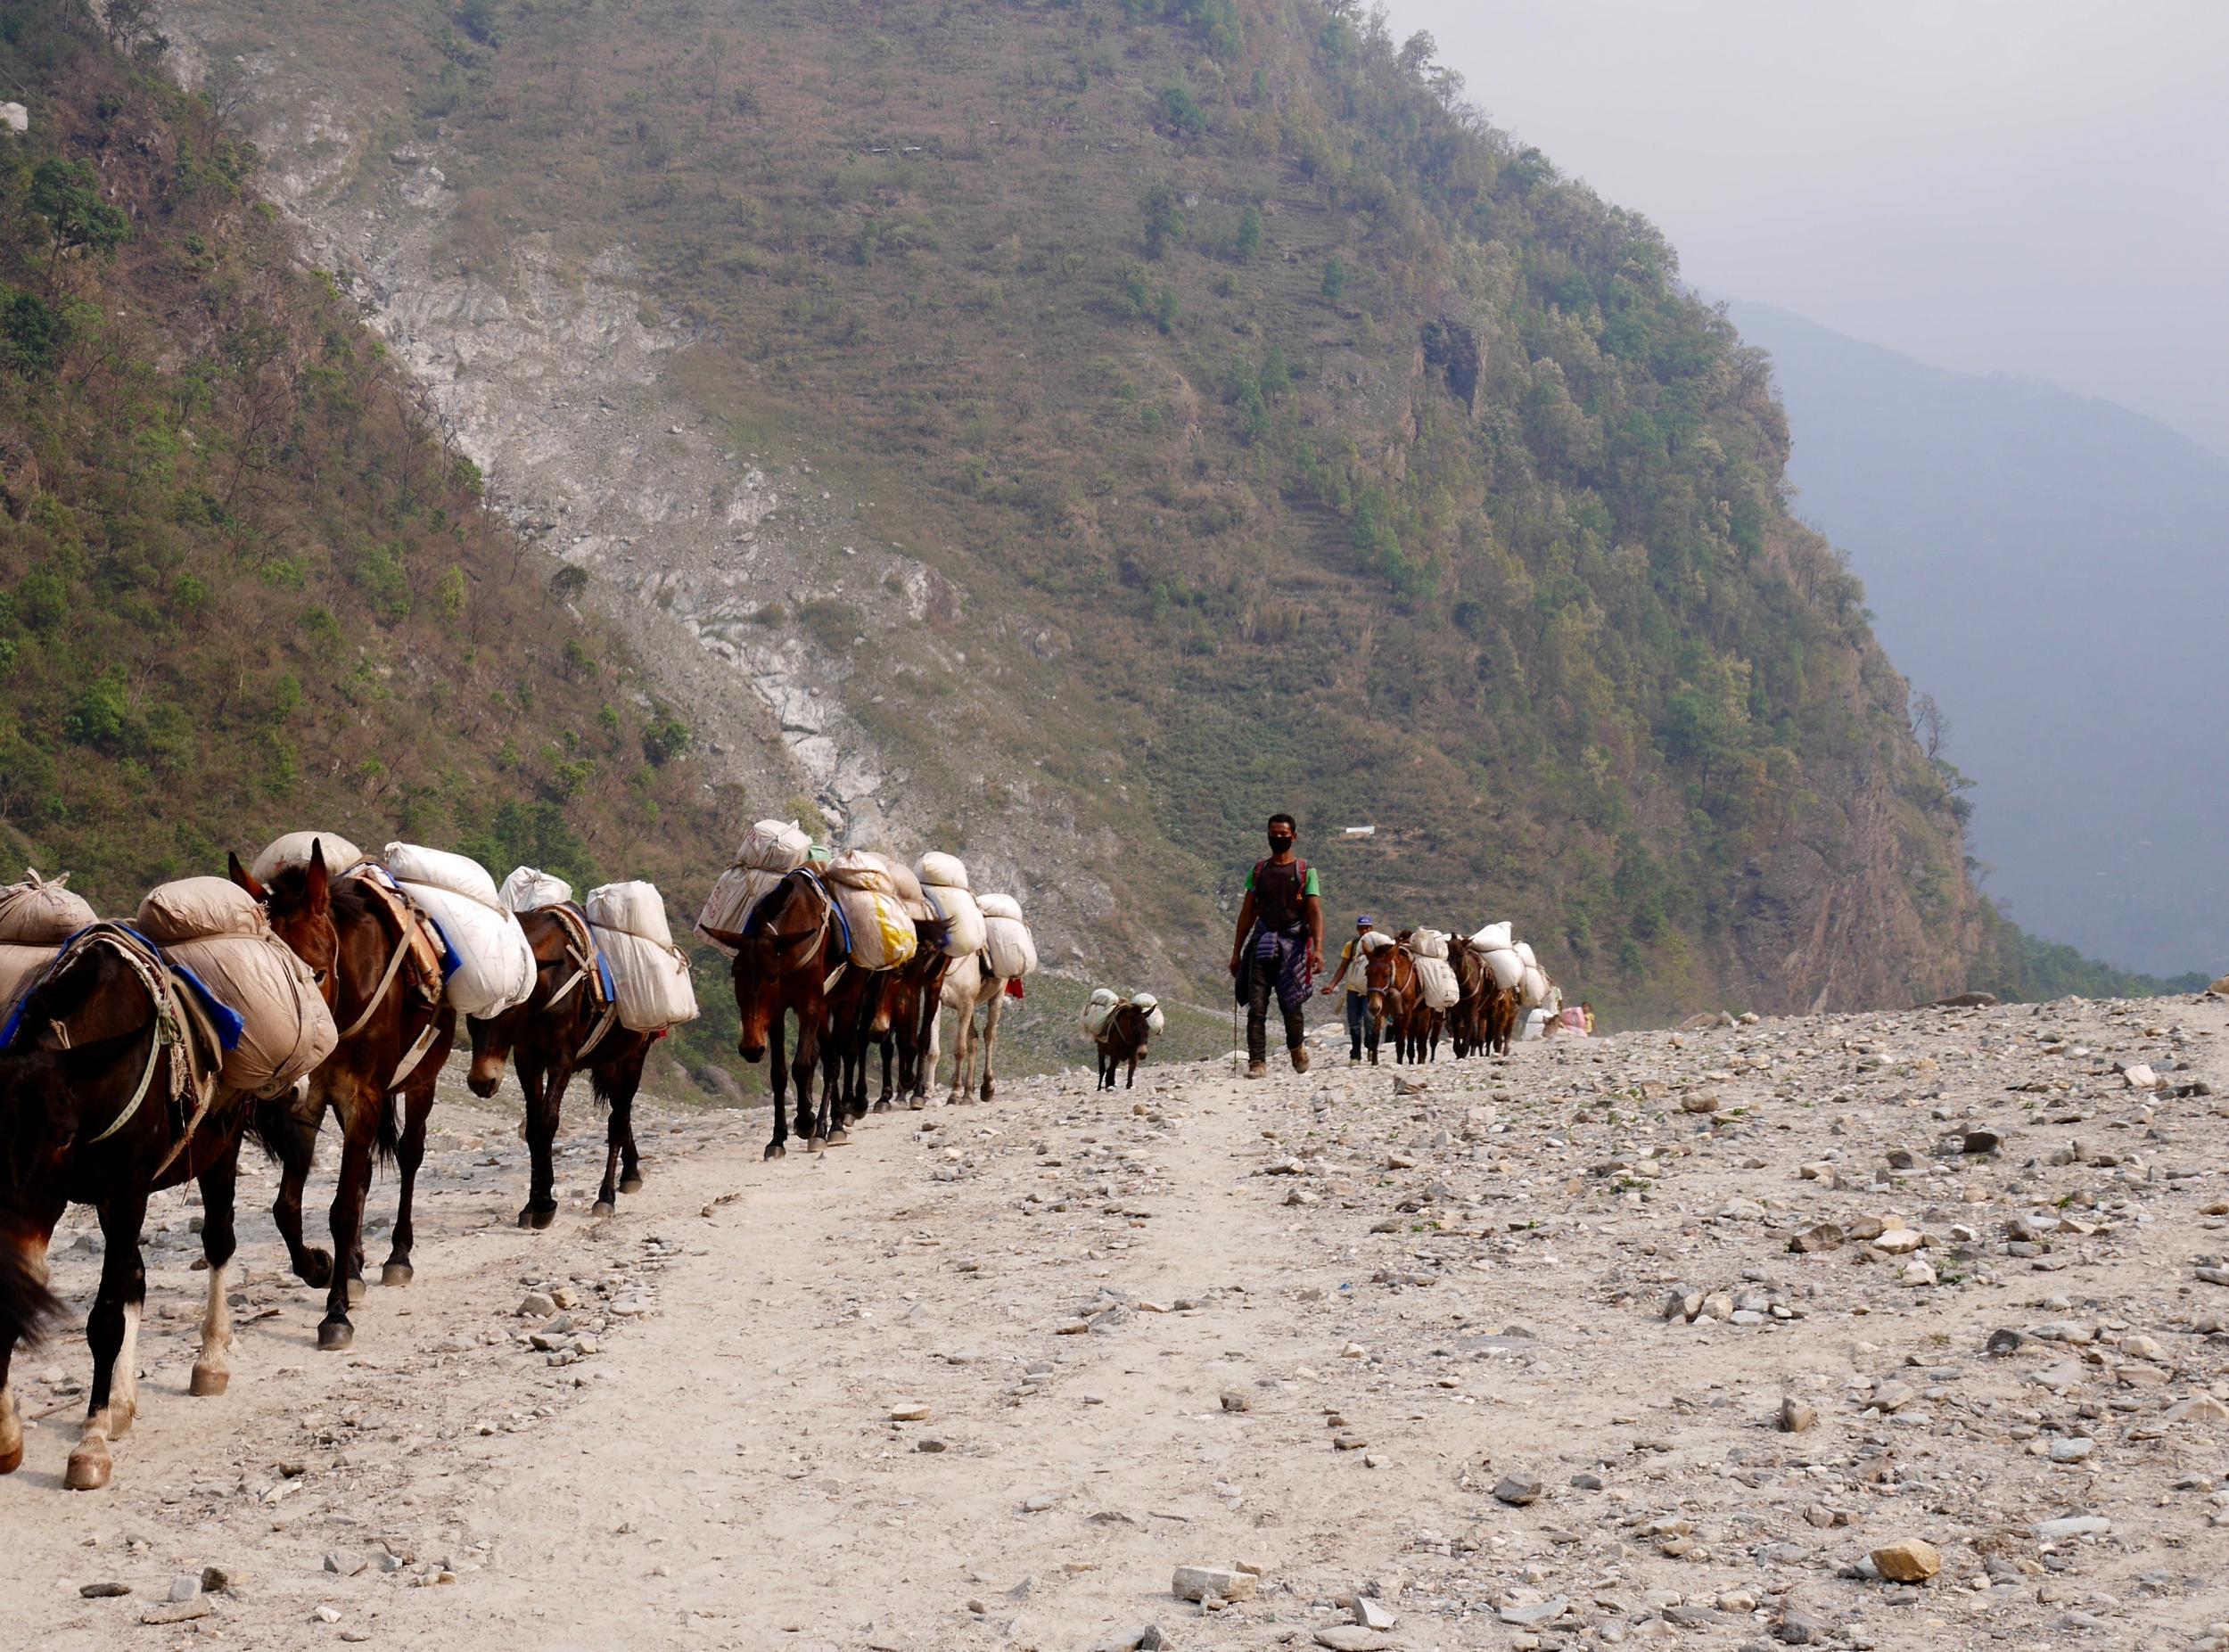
left=1911, top=692, right=1949, bottom=763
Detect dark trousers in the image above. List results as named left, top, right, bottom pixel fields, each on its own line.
left=1344, top=991, right=1367, bottom=1055
left=1247, top=969, right=1306, bottom=1064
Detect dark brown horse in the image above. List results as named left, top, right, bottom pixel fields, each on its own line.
left=465, top=907, right=654, bottom=1227
left=1363, top=942, right=1428, bottom=1064
left=700, top=867, right=838, bottom=1159
left=842, top=918, right=952, bottom=1115
left=230, top=845, right=454, bottom=1352
left=889, top=938, right=956, bottom=1108
left=0, top=931, right=246, bottom=1490
left=1448, top=939, right=1486, bottom=1056
left=1093, top=1001, right=1152, bottom=1091
left=1481, top=983, right=1519, bottom=1055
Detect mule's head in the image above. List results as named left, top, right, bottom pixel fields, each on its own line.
left=234, top=842, right=338, bottom=1008
left=463, top=1005, right=523, bottom=1097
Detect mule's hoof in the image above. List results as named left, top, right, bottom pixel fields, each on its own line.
left=0, top=1442, right=21, bottom=1476
left=380, top=1262, right=414, bottom=1288
left=870, top=1099, right=892, bottom=1114
left=345, top=1276, right=366, bottom=1306
left=517, top=1202, right=557, bottom=1230
left=298, top=1248, right=333, bottom=1289
left=64, top=1442, right=112, bottom=1492
left=908, top=1097, right=926, bottom=1112
left=619, top=1173, right=644, bottom=1195
left=806, top=1134, right=827, bottom=1153
left=189, top=1363, right=230, bottom=1398
left=763, top=1141, right=786, bottom=1161
left=591, top=1201, right=615, bottom=1218
left=825, top=1127, right=849, bottom=1147
left=317, top=1319, right=353, bottom=1352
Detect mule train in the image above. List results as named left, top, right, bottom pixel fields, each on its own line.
left=1344, top=921, right=1557, bottom=1067
left=0, top=815, right=1043, bottom=1491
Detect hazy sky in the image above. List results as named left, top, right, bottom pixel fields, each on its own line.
left=1388, top=0, right=2229, bottom=458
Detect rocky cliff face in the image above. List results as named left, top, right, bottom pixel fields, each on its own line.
left=155, top=1, right=1984, bottom=1015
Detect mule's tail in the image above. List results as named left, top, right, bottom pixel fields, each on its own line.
left=0, top=1233, right=62, bottom=1347
left=374, top=1091, right=404, bottom=1163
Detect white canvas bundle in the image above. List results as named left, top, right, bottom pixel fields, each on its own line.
left=978, top=893, right=1037, bottom=980
left=1408, top=927, right=1450, bottom=960
left=250, top=832, right=366, bottom=885
left=383, top=842, right=504, bottom=911
left=695, top=867, right=787, bottom=956
left=1082, top=986, right=1120, bottom=1038
left=737, top=819, right=813, bottom=873
left=1483, top=946, right=1525, bottom=990
left=1469, top=921, right=1512, bottom=951
left=380, top=843, right=531, bottom=1018
left=825, top=849, right=898, bottom=894
left=1130, top=991, right=1167, bottom=1035
left=138, top=877, right=337, bottom=1097
left=499, top=866, right=574, bottom=914
left=587, top=879, right=698, bottom=1032
left=915, top=851, right=970, bottom=892
left=835, top=885, right=918, bottom=972
left=0, top=943, right=56, bottom=1023
left=1414, top=955, right=1461, bottom=1011
left=878, top=858, right=934, bottom=922
left=1519, top=964, right=1551, bottom=1009
left=0, top=870, right=95, bottom=946
left=920, top=884, right=987, bottom=958
left=1514, top=940, right=1538, bottom=970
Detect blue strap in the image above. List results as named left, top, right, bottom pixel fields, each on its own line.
left=162, top=959, right=246, bottom=1052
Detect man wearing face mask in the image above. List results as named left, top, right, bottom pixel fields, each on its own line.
left=1228, top=811, right=1323, bottom=1078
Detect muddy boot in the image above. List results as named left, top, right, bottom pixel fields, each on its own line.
left=1289, top=1045, right=1310, bottom=1073
left=1246, top=1061, right=1267, bottom=1079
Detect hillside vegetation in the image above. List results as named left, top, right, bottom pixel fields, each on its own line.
left=0, top=3, right=753, bottom=1081
left=160, top=0, right=2003, bottom=1015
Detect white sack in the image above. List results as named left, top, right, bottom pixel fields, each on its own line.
left=1131, top=991, right=1167, bottom=1036
left=136, top=876, right=261, bottom=945
left=1408, top=927, right=1450, bottom=960
left=593, top=925, right=700, bottom=1031
left=0, top=872, right=94, bottom=945
left=1483, top=946, right=1525, bottom=990
left=163, top=931, right=338, bottom=1097
left=1469, top=921, right=1512, bottom=951
left=1082, top=987, right=1120, bottom=1038
left=920, top=884, right=987, bottom=958
left=1514, top=940, right=1538, bottom=970
left=825, top=850, right=897, bottom=895
left=1519, top=965, right=1550, bottom=1009
left=696, top=867, right=786, bottom=956
left=0, top=941, right=59, bottom=1021
left=983, top=913, right=1037, bottom=980
left=383, top=842, right=503, bottom=911
left=402, top=881, right=537, bottom=1017
left=738, top=819, right=812, bottom=873
left=915, top=851, right=970, bottom=892
left=585, top=880, right=675, bottom=947
left=835, top=885, right=918, bottom=972
left=1414, top=956, right=1461, bottom=1011
left=976, top=892, right=1023, bottom=922
left=250, top=832, right=365, bottom=885
left=499, top=866, right=574, bottom=914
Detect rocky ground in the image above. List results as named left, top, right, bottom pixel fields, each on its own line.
left=4, top=993, right=2229, bottom=1651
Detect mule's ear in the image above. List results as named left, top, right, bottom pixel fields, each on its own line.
left=227, top=852, right=267, bottom=902
left=303, top=841, right=331, bottom=915
left=698, top=924, right=745, bottom=951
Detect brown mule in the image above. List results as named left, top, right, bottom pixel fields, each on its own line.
left=230, top=844, right=454, bottom=1352
left=1363, top=943, right=1423, bottom=1064
left=1093, top=1001, right=1153, bottom=1091
left=700, top=868, right=840, bottom=1159
left=465, top=906, right=654, bottom=1227
left=0, top=931, right=247, bottom=1491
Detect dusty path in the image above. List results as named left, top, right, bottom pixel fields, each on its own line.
left=5, top=996, right=2229, bottom=1651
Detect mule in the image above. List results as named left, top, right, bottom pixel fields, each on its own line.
left=930, top=951, right=1011, bottom=1105
left=1481, top=983, right=1519, bottom=1056
left=880, top=935, right=955, bottom=1110
left=465, top=906, right=654, bottom=1228
left=230, top=845, right=454, bottom=1352
left=0, top=931, right=246, bottom=1491
left=1093, top=1000, right=1152, bottom=1091
left=1363, top=942, right=1423, bottom=1064
left=699, top=867, right=840, bottom=1158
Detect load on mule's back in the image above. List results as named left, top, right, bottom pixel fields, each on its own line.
left=1083, top=987, right=1162, bottom=1090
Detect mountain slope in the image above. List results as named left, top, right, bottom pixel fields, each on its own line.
left=0, top=3, right=753, bottom=1081
left=157, top=0, right=1986, bottom=1015
left=1729, top=299, right=2229, bottom=980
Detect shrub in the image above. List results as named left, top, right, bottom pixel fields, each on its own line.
left=1232, top=204, right=1262, bottom=262
left=1320, top=257, right=1347, bottom=300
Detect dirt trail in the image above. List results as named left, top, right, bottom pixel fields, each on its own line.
left=6, top=997, right=2229, bottom=1650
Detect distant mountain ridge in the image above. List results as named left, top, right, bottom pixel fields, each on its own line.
left=1726, top=299, right=2229, bottom=978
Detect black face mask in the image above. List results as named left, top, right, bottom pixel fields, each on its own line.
left=1267, top=834, right=1294, bottom=852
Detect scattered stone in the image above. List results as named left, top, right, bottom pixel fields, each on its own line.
left=887, top=1401, right=931, bottom=1422
left=516, top=1290, right=556, bottom=1318
left=79, top=1582, right=131, bottom=1599
left=1869, top=1539, right=1942, bottom=1582
left=1220, top=1391, right=1251, bottom=1413
left=1353, top=1596, right=1398, bottom=1629
left=1789, top=1222, right=1844, bottom=1254
left=1493, top=1475, right=1542, bottom=1507
left=140, top=1600, right=212, bottom=1625
left=1681, top=1091, right=1720, bottom=1114
left=2049, top=1436, right=2095, bottom=1463
left=1498, top=1596, right=1569, bottom=1626
left=1171, top=1565, right=1257, bottom=1602
left=2032, top=1516, right=2110, bottom=1540
left=1779, top=1397, right=1818, bottom=1434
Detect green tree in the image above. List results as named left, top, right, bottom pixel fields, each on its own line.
left=29, top=160, right=130, bottom=277
left=1140, top=185, right=1184, bottom=260
left=1320, top=257, right=1347, bottom=300
left=1158, top=84, right=1205, bottom=139
left=1232, top=203, right=1262, bottom=262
